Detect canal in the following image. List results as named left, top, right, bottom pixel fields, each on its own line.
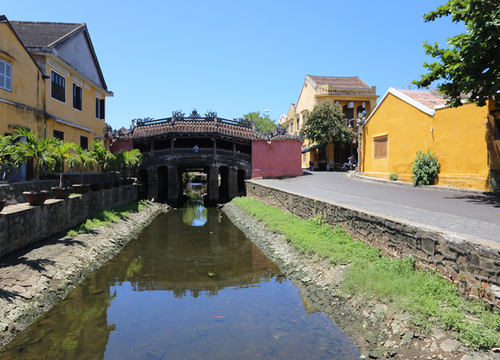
left=1, top=200, right=360, bottom=359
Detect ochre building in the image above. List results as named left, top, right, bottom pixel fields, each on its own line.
left=362, top=88, right=500, bottom=191
left=0, top=15, right=112, bottom=177
left=286, top=75, right=378, bottom=170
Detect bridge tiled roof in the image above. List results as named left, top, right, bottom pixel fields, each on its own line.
left=131, top=120, right=265, bottom=140
left=129, top=120, right=300, bottom=142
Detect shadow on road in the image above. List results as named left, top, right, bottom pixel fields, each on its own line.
left=445, top=192, right=500, bottom=208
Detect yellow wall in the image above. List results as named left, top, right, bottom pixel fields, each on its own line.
left=0, top=22, right=46, bottom=137
left=362, top=92, right=491, bottom=190
left=287, top=78, right=378, bottom=169
left=1, top=19, right=110, bottom=180
left=42, top=57, right=105, bottom=144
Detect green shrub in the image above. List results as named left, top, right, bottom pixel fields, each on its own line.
left=389, top=172, right=398, bottom=181
left=412, top=150, right=440, bottom=186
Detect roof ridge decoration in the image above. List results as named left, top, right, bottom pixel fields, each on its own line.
left=188, top=108, right=201, bottom=119
left=171, top=110, right=184, bottom=126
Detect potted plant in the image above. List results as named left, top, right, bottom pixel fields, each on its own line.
left=51, top=140, right=75, bottom=199
left=11, top=128, right=58, bottom=205
left=0, top=135, right=13, bottom=211
left=90, top=140, right=106, bottom=191
left=102, top=150, right=116, bottom=189
left=67, top=145, right=97, bottom=194
left=123, top=149, right=142, bottom=185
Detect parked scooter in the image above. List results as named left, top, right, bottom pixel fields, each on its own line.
left=341, top=156, right=356, bottom=171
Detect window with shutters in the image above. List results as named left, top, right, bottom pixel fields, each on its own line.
left=51, top=71, right=66, bottom=102
left=373, top=136, right=388, bottom=159
left=95, top=97, right=105, bottom=119
left=73, top=83, right=82, bottom=111
left=0, top=59, right=12, bottom=92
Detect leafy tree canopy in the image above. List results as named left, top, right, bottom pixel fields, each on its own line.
left=299, top=102, right=353, bottom=146
left=413, top=0, right=500, bottom=108
left=242, top=111, right=276, bottom=133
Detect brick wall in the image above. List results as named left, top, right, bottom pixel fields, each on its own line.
left=246, top=181, right=500, bottom=309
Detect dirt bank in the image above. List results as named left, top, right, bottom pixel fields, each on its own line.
left=0, top=201, right=168, bottom=349
left=223, top=202, right=500, bottom=360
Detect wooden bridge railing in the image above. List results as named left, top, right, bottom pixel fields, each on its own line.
left=141, top=147, right=251, bottom=162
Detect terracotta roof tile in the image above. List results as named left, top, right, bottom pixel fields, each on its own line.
left=131, top=120, right=266, bottom=141
left=398, top=89, right=447, bottom=109
left=307, top=75, right=371, bottom=89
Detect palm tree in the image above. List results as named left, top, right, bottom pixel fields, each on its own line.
left=52, top=141, right=77, bottom=189
left=11, top=128, right=58, bottom=193
left=0, top=135, right=13, bottom=180
left=102, top=150, right=116, bottom=184
left=123, top=149, right=143, bottom=180
left=67, top=145, right=98, bottom=185
left=90, top=140, right=107, bottom=182
left=111, top=150, right=126, bottom=181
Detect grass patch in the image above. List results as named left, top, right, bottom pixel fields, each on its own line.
left=232, top=197, right=500, bottom=349
left=67, top=200, right=149, bottom=237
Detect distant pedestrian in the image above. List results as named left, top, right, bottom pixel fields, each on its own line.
left=193, top=145, right=199, bottom=153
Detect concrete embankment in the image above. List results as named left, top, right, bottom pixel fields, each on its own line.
left=245, top=180, right=500, bottom=310
left=0, top=201, right=168, bottom=349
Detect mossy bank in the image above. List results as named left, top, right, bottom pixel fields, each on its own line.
left=0, top=201, right=168, bottom=349
left=223, top=200, right=500, bottom=360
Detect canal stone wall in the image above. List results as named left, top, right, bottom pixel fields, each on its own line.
left=0, top=201, right=166, bottom=350
left=0, top=185, right=138, bottom=258
left=246, top=181, right=500, bottom=309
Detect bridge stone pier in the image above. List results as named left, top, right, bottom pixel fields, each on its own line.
left=129, top=111, right=259, bottom=207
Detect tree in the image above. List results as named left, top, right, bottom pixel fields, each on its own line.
left=0, top=135, right=13, bottom=179
left=413, top=0, right=500, bottom=108
left=299, top=102, right=354, bottom=170
left=90, top=140, right=107, bottom=181
left=67, top=145, right=98, bottom=185
left=53, top=140, right=77, bottom=189
left=242, top=111, right=276, bottom=133
left=12, top=128, right=59, bottom=193
left=123, top=149, right=143, bottom=179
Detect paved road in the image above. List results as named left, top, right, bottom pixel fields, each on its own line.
left=251, top=172, right=500, bottom=244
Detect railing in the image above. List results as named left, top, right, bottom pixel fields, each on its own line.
left=236, top=152, right=252, bottom=162
left=316, top=87, right=377, bottom=97
left=217, top=149, right=233, bottom=157
left=141, top=147, right=251, bottom=161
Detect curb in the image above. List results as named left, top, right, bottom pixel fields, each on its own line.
left=349, top=172, right=493, bottom=195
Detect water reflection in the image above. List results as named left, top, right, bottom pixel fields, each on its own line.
left=1, top=206, right=360, bottom=359
left=182, top=199, right=208, bottom=226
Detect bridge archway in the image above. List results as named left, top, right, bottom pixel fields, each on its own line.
left=157, top=166, right=168, bottom=202
left=130, top=113, right=257, bottom=207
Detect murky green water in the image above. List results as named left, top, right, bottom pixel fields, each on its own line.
left=1, top=201, right=360, bottom=359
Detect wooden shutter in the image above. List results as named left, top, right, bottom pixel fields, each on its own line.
left=99, top=99, right=105, bottom=119
left=373, top=136, right=388, bottom=159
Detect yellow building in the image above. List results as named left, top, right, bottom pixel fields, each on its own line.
left=286, top=75, right=378, bottom=170
left=0, top=15, right=112, bottom=178
left=362, top=88, right=500, bottom=191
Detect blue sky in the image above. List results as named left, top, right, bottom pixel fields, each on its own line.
left=3, top=1, right=462, bottom=130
